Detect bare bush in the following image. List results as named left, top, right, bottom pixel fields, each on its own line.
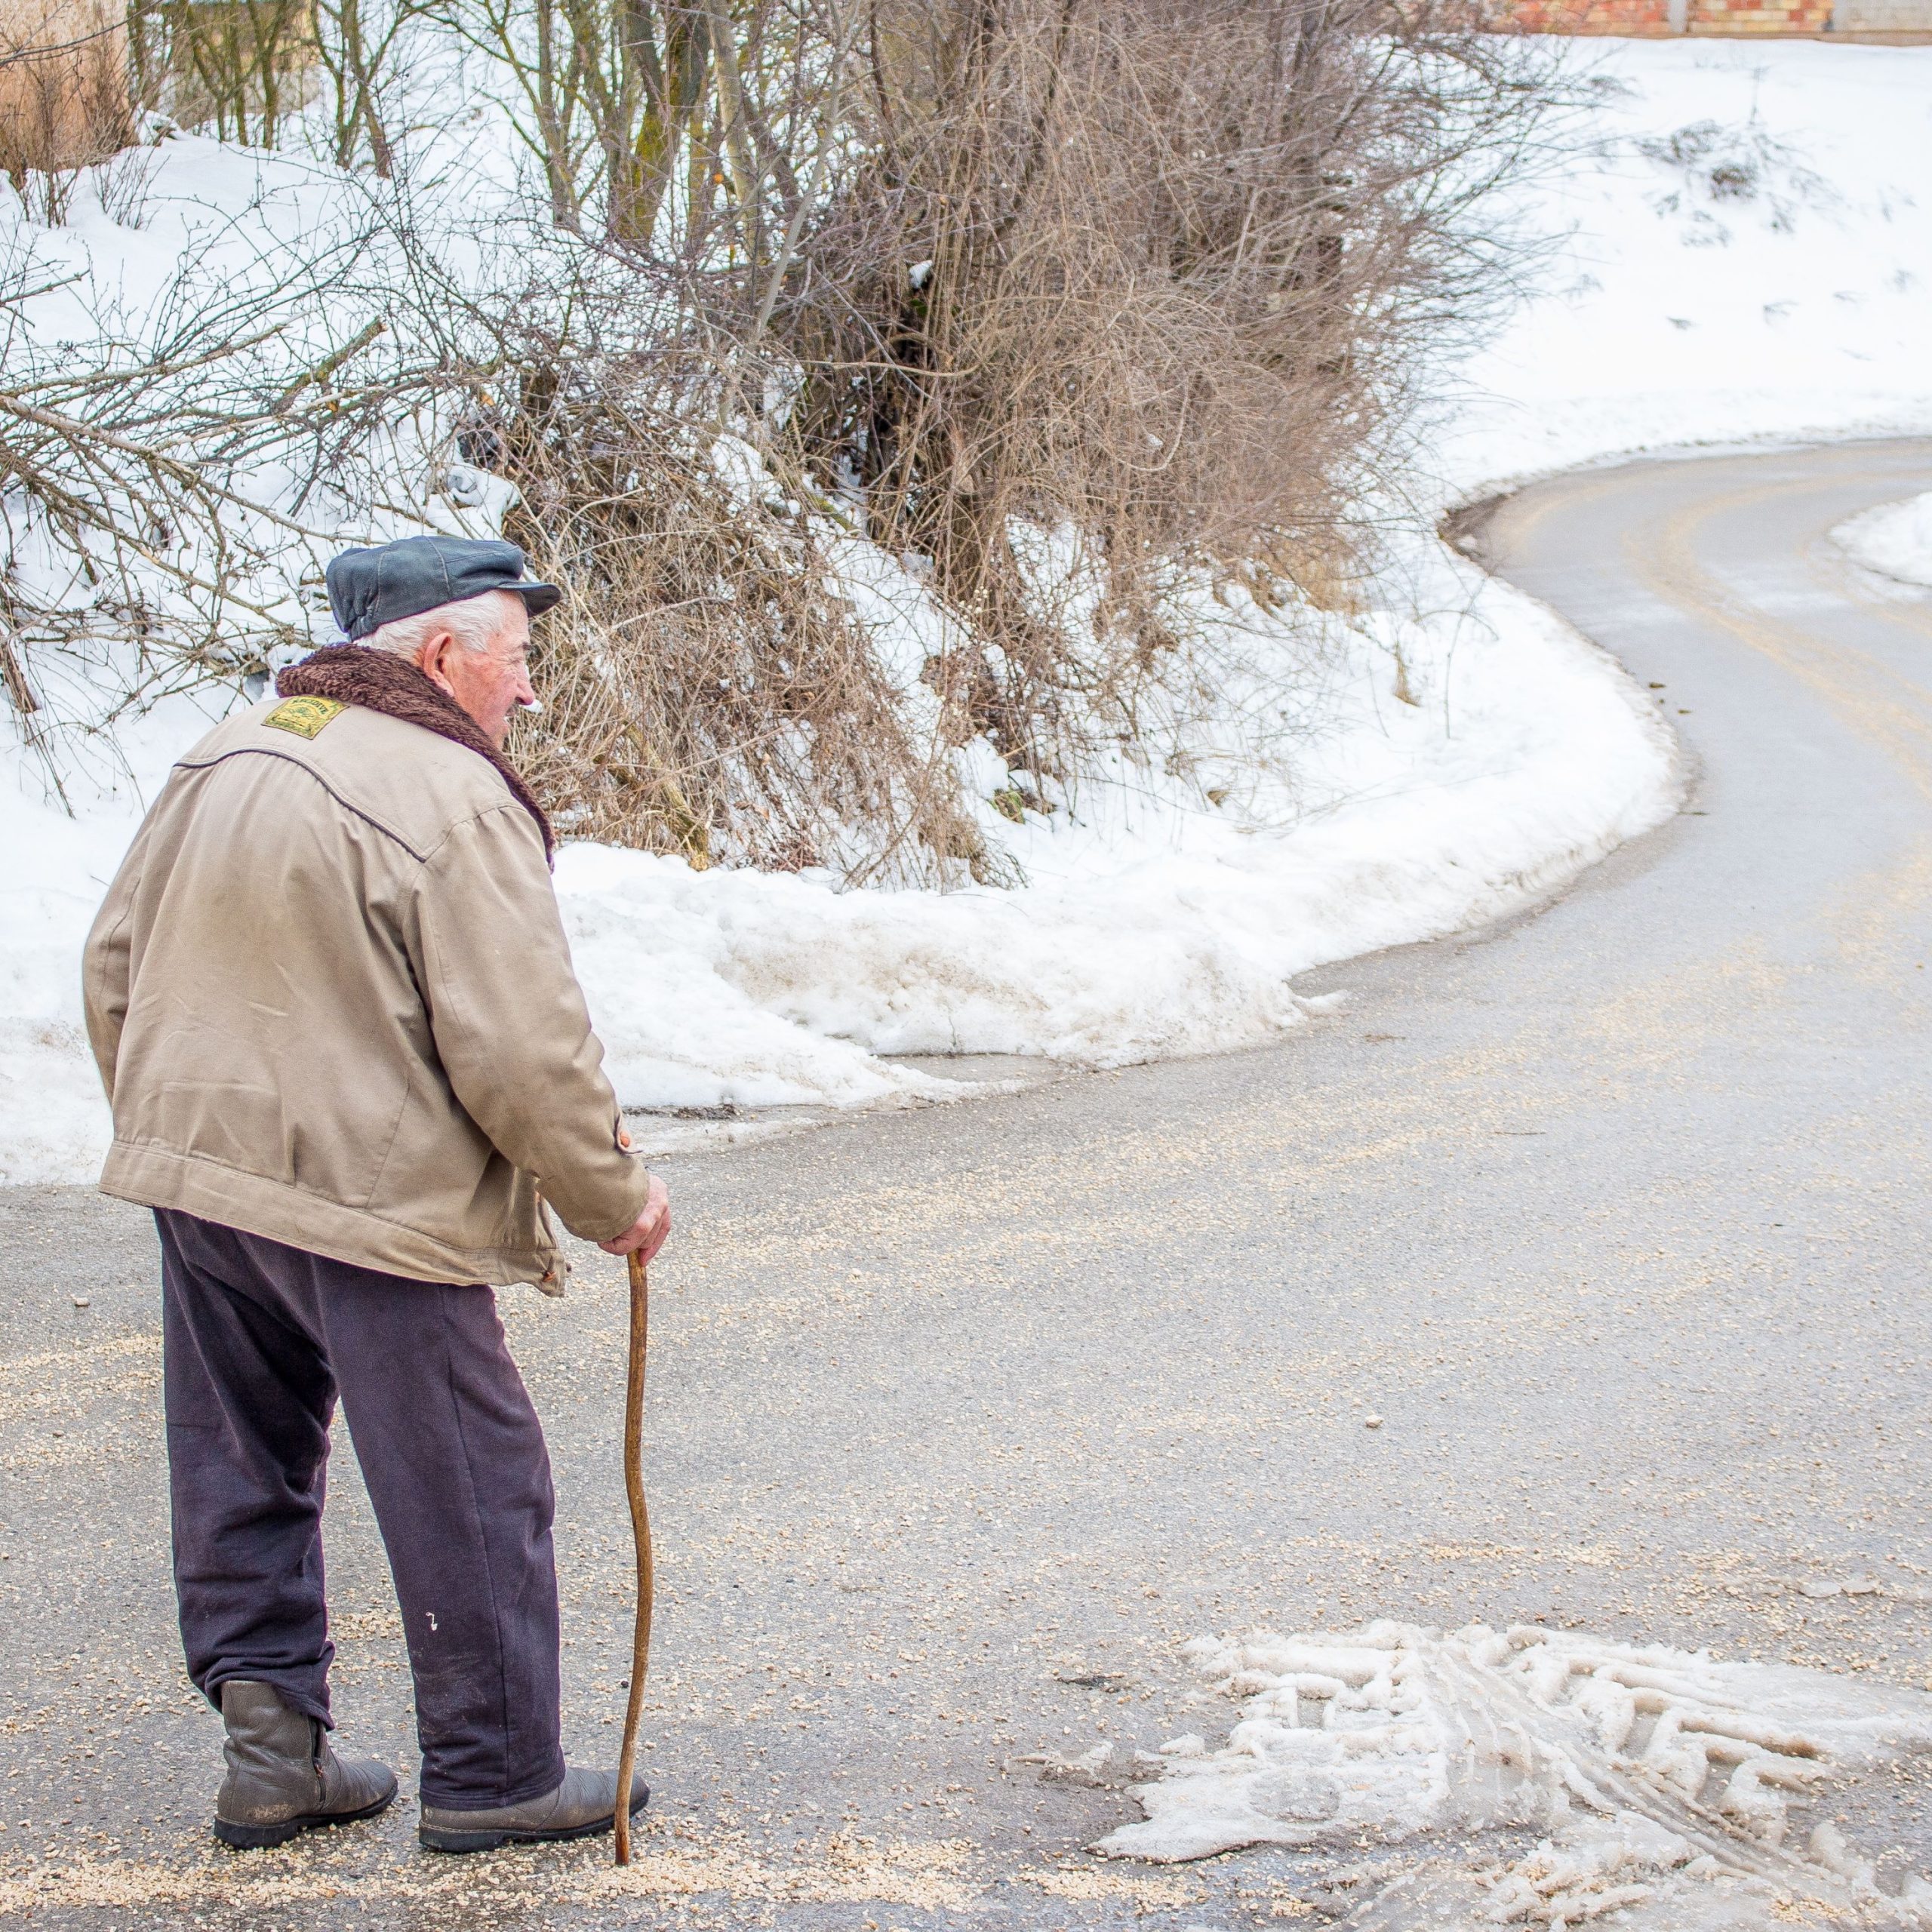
left=761, top=0, right=1579, bottom=779
left=93, top=140, right=165, bottom=224
left=462, top=275, right=994, bottom=881
left=0, top=0, right=132, bottom=189
left=373, top=0, right=1583, bottom=872
left=3, top=0, right=1580, bottom=886
left=1635, top=114, right=1832, bottom=239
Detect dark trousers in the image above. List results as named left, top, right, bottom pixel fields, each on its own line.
left=157, top=1208, right=567, bottom=1810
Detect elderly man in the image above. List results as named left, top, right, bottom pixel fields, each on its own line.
left=83, top=534, right=669, bottom=1854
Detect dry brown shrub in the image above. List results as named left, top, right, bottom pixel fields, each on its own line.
left=0, top=224, right=445, bottom=790
left=0, top=0, right=131, bottom=192
left=445, top=0, right=1576, bottom=875
left=479, top=327, right=998, bottom=882
left=4, top=0, right=1575, bottom=884
left=769, top=0, right=1574, bottom=777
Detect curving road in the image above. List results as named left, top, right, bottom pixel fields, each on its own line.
left=2, top=439, right=1930, bottom=1927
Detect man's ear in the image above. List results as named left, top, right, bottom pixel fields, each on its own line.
left=417, top=628, right=460, bottom=697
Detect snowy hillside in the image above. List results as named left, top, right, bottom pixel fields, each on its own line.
left=5, top=40, right=1932, bottom=1186
left=1443, top=41, right=1932, bottom=487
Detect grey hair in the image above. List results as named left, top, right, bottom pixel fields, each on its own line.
left=361, top=589, right=523, bottom=660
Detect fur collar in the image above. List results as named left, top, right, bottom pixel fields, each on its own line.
left=276, top=645, right=555, bottom=862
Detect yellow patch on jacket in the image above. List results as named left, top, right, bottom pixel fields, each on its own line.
left=263, top=695, right=346, bottom=738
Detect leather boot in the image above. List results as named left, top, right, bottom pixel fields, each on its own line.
left=418, top=1764, right=649, bottom=1854
left=214, top=1681, right=398, bottom=1850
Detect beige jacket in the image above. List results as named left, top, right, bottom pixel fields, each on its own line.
left=83, top=694, right=651, bottom=1289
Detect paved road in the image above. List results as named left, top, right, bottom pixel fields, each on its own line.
left=2, top=440, right=1930, bottom=1929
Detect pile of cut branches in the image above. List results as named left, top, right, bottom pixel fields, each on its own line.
left=0, top=223, right=452, bottom=777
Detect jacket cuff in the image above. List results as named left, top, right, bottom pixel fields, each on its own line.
left=558, top=1156, right=654, bottom=1244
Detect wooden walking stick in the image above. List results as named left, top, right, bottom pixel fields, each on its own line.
left=614, top=1249, right=654, bottom=1866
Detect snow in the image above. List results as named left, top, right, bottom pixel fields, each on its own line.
left=0, top=697, right=226, bottom=1185
left=1095, top=1620, right=1932, bottom=1929
left=6, top=42, right=1932, bottom=1182
left=565, top=567, right=1672, bottom=1107
left=1833, top=490, right=1932, bottom=592
left=1441, top=42, right=1932, bottom=491
left=1, top=552, right=1675, bottom=1174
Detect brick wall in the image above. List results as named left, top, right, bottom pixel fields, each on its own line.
left=1503, top=0, right=1673, bottom=27
left=1690, top=0, right=1837, bottom=30
left=1490, top=0, right=1890, bottom=27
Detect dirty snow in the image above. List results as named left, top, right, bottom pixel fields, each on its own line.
left=1097, top=1622, right=1932, bottom=1930
left=1833, top=490, right=1932, bottom=592
left=6, top=42, right=1932, bottom=1182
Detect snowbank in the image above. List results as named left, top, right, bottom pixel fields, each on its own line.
left=0, top=555, right=1677, bottom=1177
left=1834, top=490, right=1932, bottom=592
left=1094, top=1620, right=1932, bottom=1926
left=564, top=565, right=1674, bottom=1110
left=7, top=41, right=1932, bottom=1184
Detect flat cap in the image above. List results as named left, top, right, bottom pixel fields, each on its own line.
left=325, top=535, right=561, bottom=643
